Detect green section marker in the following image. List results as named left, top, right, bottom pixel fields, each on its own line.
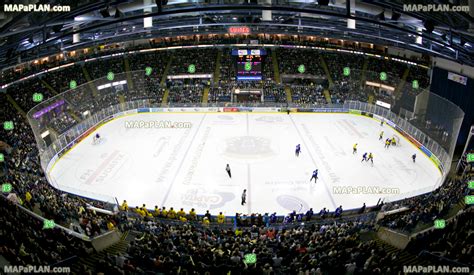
left=380, top=72, right=387, bottom=81
left=33, top=93, right=43, bottom=102
left=468, top=181, right=474, bottom=189
left=343, top=67, right=350, bottom=76
left=107, top=72, right=115, bottom=81
left=466, top=195, right=474, bottom=205
left=43, top=219, right=55, bottom=229
left=145, top=67, right=153, bottom=76
left=298, top=64, right=305, bottom=74
left=243, top=253, right=257, bottom=264
left=3, top=121, right=14, bottom=130
left=0, top=153, right=4, bottom=162
left=412, top=80, right=419, bottom=89
left=69, top=80, right=77, bottom=89
left=245, top=62, right=252, bottom=71
left=466, top=153, right=474, bottom=162
left=434, top=219, right=446, bottom=229
left=2, top=183, right=12, bottom=193
left=188, top=64, right=196, bottom=74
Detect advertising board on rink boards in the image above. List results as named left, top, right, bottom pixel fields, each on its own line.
left=147, top=107, right=219, bottom=113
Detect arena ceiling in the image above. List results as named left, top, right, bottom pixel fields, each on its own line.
left=0, top=0, right=473, bottom=69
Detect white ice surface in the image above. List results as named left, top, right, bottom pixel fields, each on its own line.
left=49, top=113, right=442, bottom=215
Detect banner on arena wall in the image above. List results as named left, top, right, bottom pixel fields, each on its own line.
left=238, top=107, right=254, bottom=112
left=124, top=109, right=138, bottom=115
left=164, top=107, right=218, bottom=112
left=312, top=108, right=348, bottom=113
left=396, top=127, right=422, bottom=148
left=297, top=108, right=313, bottom=112
left=420, top=146, right=432, bottom=157
left=349, top=109, right=361, bottom=115
left=447, top=72, right=467, bottom=85
left=223, top=107, right=239, bottom=112
left=138, top=108, right=151, bottom=113
left=111, top=109, right=137, bottom=118
left=253, top=107, right=279, bottom=112
left=375, top=100, right=391, bottom=109
left=361, top=112, right=374, bottom=117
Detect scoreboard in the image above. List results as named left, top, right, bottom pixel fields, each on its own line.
left=232, top=49, right=266, bottom=56
left=237, top=55, right=262, bottom=80
left=232, top=49, right=266, bottom=80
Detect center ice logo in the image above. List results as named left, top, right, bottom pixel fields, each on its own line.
left=224, top=136, right=275, bottom=159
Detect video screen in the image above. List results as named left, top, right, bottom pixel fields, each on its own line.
left=237, top=55, right=262, bottom=80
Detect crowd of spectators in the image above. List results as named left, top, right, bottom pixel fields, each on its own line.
left=168, top=82, right=204, bottom=103
left=406, top=65, right=430, bottom=90
left=7, top=79, right=55, bottom=113
left=263, top=81, right=286, bottom=103
left=379, top=177, right=470, bottom=233
left=277, top=48, right=325, bottom=77
left=105, top=219, right=404, bottom=274
left=323, top=52, right=364, bottom=84
left=329, top=81, right=369, bottom=104
left=0, top=197, right=95, bottom=267
left=0, top=92, right=119, bottom=233
left=128, top=51, right=170, bottom=79
left=169, top=49, right=217, bottom=75
left=366, top=58, right=405, bottom=88
left=219, top=49, right=237, bottom=82
left=0, top=93, right=115, bottom=267
left=263, top=49, right=275, bottom=81
left=406, top=207, right=473, bottom=266
left=291, top=84, right=326, bottom=105
left=209, top=80, right=286, bottom=104
left=47, top=108, right=78, bottom=133
left=0, top=33, right=429, bottom=86
left=85, top=56, right=125, bottom=80
left=42, top=65, right=88, bottom=94
left=209, top=83, right=233, bottom=103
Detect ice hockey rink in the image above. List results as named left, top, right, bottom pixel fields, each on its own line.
left=48, top=112, right=442, bottom=215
